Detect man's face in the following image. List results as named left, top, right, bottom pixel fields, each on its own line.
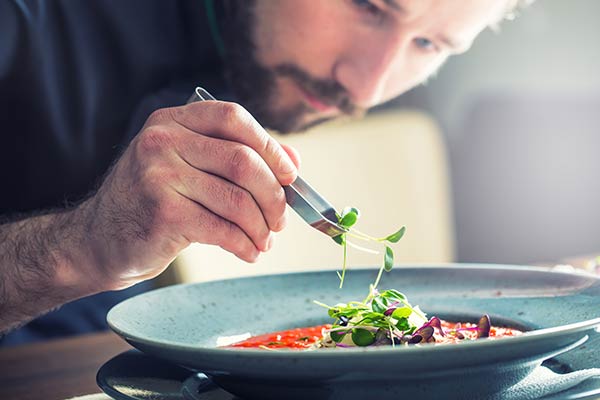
left=224, top=0, right=511, bottom=133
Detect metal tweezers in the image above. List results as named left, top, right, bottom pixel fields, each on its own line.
left=188, top=87, right=348, bottom=238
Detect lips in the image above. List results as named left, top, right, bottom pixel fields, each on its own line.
left=299, top=87, right=339, bottom=114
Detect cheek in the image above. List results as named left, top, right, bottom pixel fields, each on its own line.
left=381, top=53, right=448, bottom=102
left=253, top=1, right=343, bottom=76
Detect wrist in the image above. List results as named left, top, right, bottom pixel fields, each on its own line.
left=48, top=204, right=114, bottom=296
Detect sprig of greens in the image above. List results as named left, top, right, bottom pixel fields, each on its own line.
left=314, top=285, right=430, bottom=347
left=333, top=206, right=406, bottom=288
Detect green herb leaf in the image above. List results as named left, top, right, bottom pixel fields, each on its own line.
left=330, top=330, right=346, bottom=343
left=384, top=246, right=394, bottom=272
left=381, top=289, right=406, bottom=301
left=371, top=297, right=387, bottom=314
left=363, top=311, right=386, bottom=320
left=396, top=317, right=411, bottom=331
left=332, top=234, right=346, bottom=246
left=351, top=328, right=376, bottom=346
left=384, top=226, right=406, bottom=243
left=340, top=207, right=360, bottom=219
left=391, top=307, right=412, bottom=319
left=339, top=207, right=360, bottom=228
left=331, top=203, right=405, bottom=287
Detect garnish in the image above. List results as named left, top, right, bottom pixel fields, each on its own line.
left=313, top=287, right=505, bottom=349
left=314, top=285, right=430, bottom=347
left=333, top=206, right=406, bottom=288
left=476, top=315, right=491, bottom=338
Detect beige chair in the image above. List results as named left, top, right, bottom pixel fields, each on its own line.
left=170, top=109, right=455, bottom=284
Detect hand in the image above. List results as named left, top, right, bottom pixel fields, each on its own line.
left=76, top=101, right=300, bottom=289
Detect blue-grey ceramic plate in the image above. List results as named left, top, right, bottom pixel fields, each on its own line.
left=107, top=264, right=600, bottom=400
left=96, top=350, right=600, bottom=400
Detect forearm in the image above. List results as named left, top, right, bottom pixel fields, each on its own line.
left=0, top=207, right=103, bottom=333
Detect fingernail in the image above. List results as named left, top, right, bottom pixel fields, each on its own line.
left=266, top=234, right=275, bottom=251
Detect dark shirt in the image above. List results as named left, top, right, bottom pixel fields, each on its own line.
left=0, top=0, right=227, bottom=345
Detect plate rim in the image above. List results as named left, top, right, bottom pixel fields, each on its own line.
left=108, top=263, right=600, bottom=358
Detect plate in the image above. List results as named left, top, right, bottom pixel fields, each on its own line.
left=96, top=349, right=600, bottom=400
left=107, top=264, right=600, bottom=400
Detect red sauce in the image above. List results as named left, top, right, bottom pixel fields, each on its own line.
left=438, top=320, right=522, bottom=343
left=228, top=325, right=331, bottom=349
left=228, top=321, right=522, bottom=349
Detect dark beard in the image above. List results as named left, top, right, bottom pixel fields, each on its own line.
left=220, top=1, right=364, bottom=134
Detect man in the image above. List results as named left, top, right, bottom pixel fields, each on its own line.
left=0, top=0, right=528, bottom=344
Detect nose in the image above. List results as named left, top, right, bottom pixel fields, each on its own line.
left=334, top=32, right=409, bottom=108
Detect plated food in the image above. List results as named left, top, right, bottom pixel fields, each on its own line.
left=229, top=286, right=521, bottom=350
left=107, top=266, right=600, bottom=400
left=228, top=203, right=518, bottom=351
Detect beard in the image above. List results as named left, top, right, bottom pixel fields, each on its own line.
left=220, top=1, right=365, bottom=134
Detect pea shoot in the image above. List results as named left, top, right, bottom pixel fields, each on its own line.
left=333, top=206, right=406, bottom=288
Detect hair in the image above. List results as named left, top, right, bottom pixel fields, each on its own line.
left=489, top=0, right=536, bottom=30
left=505, top=0, right=537, bottom=20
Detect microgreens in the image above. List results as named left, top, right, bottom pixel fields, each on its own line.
left=313, top=286, right=496, bottom=348
left=314, top=285, right=431, bottom=347
left=333, top=206, right=406, bottom=288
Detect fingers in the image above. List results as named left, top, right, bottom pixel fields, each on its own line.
left=177, top=196, right=261, bottom=263
left=170, top=161, right=272, bottom=252
left=173, top=126, right=289, bottom=233
left=129, top=102, right=300, bottom=267
left=281, top=144, right=302, bottom=170
left=171, top=101, right=298, bottom=185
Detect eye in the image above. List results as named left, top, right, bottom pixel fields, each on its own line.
left=351, top=0, right=382, bottom=16
left=414, top=37, right=438, bottom=52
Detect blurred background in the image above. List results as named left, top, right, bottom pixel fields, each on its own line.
left=176, top=0, right=600, bottom=281
left=380, top=0, right=600, bottom=265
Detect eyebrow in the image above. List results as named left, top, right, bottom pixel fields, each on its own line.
left=383, top=0, right=405, bottom=13
left=438, top=35, right=461, bottom=50
left=383, top=0, right=468, bottom=52
left=437, top=35, right=470, bottom=52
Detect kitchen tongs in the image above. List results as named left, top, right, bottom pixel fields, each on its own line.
left=188, top=87, right=347, bottom=238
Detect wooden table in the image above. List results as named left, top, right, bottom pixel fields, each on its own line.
left=0, top=331, right=131, bottom=400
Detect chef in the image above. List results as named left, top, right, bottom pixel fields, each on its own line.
left=0, top=0, right=529, bottom=344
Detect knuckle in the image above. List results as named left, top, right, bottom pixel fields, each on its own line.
left=138, top=126, right=174, bottom=156
left=233, top=240, right=255, bottom=261
left=219, top=102, right=250, bottom=125
left=140, top=164, right=174, bottom=189
left=262, top=136, right=280, bottom=160
left=211, top=218, right=237, bottom=245
left=228, top=146, right=258, bottom=182
left=226, top=185, right=251, bottom=212
left=194, top=135, right=219, bottom=159
left=147, top=107, right=174, bottom=124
